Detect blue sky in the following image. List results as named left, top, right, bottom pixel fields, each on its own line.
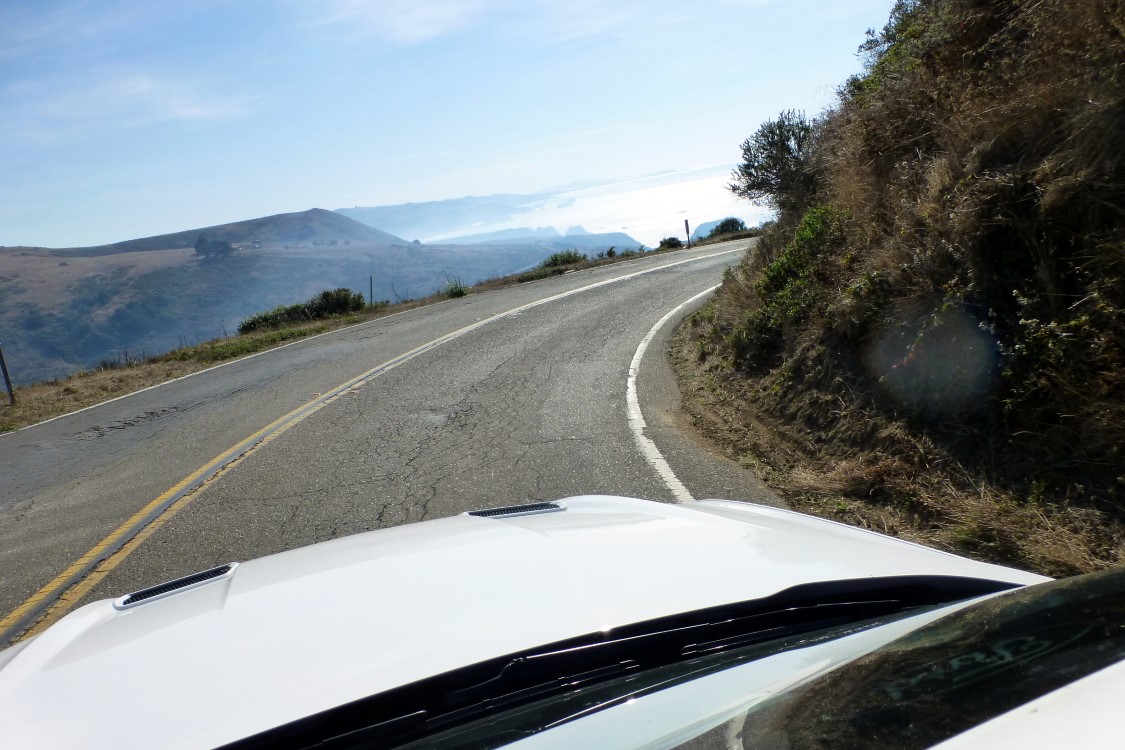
left=1, top=0, right=895, bottom=248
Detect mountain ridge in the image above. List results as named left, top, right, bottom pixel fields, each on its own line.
left=16, top=209, right=408, bottom=257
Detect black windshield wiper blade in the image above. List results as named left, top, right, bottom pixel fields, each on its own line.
left=222, top=575, right=1020, bottom=750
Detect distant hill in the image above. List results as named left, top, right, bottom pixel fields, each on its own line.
left=52, top=209, right=406, bottom=257
left=445, top=227, right=562, bottom=243
left=337, top=194, right=547, bottom=242
left=444, top=227, right=644, bottom=252
left=691, top=220, right=723, bottom=240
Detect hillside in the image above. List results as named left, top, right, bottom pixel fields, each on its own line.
left=678, top=0, right=1124, bottom=576
left=443, top=227, right=644, bottom=252
left=337, top=195, right=547, bottom=241
left=46, top=209, right=406, bottom=256
left=0, top=210, right=553, bottom=384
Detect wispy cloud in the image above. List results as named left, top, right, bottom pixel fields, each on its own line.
left=2, top=69, right=259, bottom=145
left=310, top=0, right=504, bottom=45
left=305, top=0, right=676, bottom=47
left=0, top=1, right=146, bottom=61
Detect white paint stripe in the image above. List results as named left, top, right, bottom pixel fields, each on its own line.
left=3, top=246, right=744, bottom=437
left=627, top=285, right=720, bottom=503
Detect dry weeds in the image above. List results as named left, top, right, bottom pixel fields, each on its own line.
left=671, top=319, right=1123, bottom=577
left=681, top=0, right=1124, bottom=577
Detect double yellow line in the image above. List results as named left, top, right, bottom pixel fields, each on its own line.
left=0, top=247, right=743, bottom=645
left=0, top=325, right=467, bottom=645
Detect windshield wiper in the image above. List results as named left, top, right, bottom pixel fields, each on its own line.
left=222, top=575, right=1020, bottom=750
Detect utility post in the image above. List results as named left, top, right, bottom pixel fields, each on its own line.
left=0, top=342, right=15, bottom=405
left=685, top=219, right=691, bottom=249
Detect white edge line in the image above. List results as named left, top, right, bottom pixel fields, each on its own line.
left=627, top=285, right=720, bottom=503
left=4, top=247, right=743, bottom=437
left=1, top=302, right=431, bottom=435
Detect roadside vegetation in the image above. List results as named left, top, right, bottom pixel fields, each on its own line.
left=0, top=235, right=710, bottom=433
left=676, top=0, right=1124, bottom=576
left=238, top=288, right=370, bottom=333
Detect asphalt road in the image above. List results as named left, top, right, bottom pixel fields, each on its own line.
left=0, top=241, right=778, bottom=632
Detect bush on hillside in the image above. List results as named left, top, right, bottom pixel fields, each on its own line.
left=707, top=218, right=748, bottom=238
left=729, top=109, right=819, bottom=217
left=540, top=250, right=587, bottom=268
left=239, top=288, right=365, bottom=333
left=193, top=235, right=234, bottom=257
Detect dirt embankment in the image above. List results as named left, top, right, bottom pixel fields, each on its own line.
left=675, top=0, right=1124, bottom=578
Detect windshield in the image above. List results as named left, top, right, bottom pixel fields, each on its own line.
left=717, top=565, right=1125, bottom=748
left=351, top=568, right=1125, bottom=750
left=222, top=575, right=1021, bottom=750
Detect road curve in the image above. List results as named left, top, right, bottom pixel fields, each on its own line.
left=0, top=241, right=777, bottom=640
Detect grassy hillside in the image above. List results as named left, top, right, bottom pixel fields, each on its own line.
left=0, top=239, right=550, bottom=384
left=680, top=0, right=1123, bottom=575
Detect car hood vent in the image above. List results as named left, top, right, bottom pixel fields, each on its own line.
left=467, top=501, right=566, bottom=519
left=113, top=562, right=238, bottom=610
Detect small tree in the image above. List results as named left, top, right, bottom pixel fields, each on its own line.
left=729, top=110, right=818, bottom=217
left=707, top=218, right=748, bottom=238
left=193, top=235, right=234, bottom=257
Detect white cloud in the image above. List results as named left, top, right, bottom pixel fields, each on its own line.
left=425, top=166, right=769, bottom=247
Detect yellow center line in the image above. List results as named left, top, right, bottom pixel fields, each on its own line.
left=0, top=247, right=743, bottom=645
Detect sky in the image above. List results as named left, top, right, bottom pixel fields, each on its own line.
left=0, top=0, right=896, bottom=248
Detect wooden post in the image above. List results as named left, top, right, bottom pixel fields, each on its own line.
left=0, top=343, right=14, bottom=405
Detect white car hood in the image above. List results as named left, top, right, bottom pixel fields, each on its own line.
left=0, top=496, right=1046, bottom=749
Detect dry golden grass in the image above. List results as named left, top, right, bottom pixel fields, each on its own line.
left=0, top=247, right=193, bottom=311
left=0, top=361, right=208, bottom=431
left=671, top=321, right=1123, bottom=577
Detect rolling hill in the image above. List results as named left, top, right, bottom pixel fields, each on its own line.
left=0, top=210, right=556, bottom=384
left=337, top=195, right=546, bottom=242
left=52, top=209, right=407, bottom=256
left=440, top=226, right=643, bottom=252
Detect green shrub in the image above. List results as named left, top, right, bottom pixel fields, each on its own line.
left=540, top=250, right=587, bottom=268
left=707, top=218, right=748, bottom=238
left=443, top=274, right=469, bottom=298
left=238, top=288, right=365, bottom=333
left=729, top=206, right=845, bottom=363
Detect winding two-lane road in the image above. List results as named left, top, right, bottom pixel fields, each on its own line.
left=0, top=240, right=776, bottom=643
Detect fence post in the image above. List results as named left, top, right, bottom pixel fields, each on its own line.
left=0, top=343, right=14, bottom=406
